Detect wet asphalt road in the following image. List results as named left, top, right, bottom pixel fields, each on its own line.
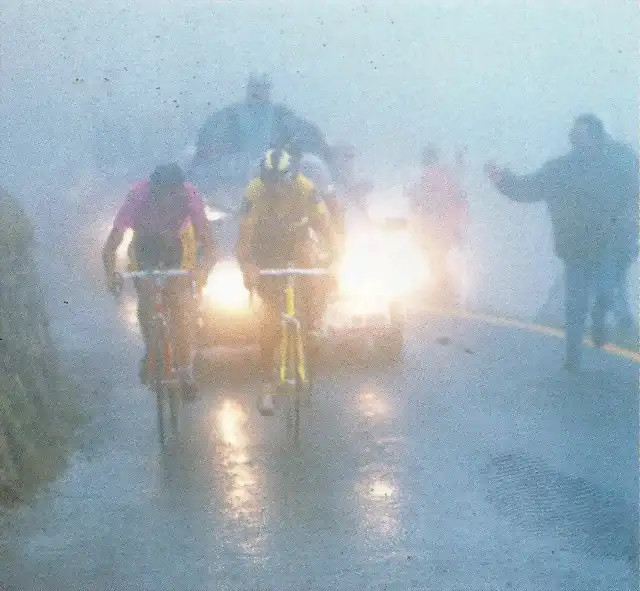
left=1, top=283, right=638, bottom=591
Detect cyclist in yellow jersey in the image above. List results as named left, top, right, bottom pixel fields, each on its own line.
left=236, top=149, right=337, bottom=415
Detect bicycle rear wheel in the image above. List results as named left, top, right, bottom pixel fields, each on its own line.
left=278, top=323, right=298, bottom=442
left=292, top=324, right=304, bottom=444
left=148, top=326, right=166, bottom=446
left=167, top=355, right=181, bottom=438
left=159, top=321, right=181, bottom=440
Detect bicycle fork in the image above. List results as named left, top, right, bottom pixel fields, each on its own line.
left=147, top=293, right=173, bottom=383
left=279, top=280, right=308, bottom=386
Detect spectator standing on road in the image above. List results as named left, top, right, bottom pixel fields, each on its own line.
left=486, top=114, right=638, bottom=370
left=407, top=143, right=469, bottom=305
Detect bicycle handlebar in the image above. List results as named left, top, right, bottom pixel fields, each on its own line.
left=115, top=269, right=195, bottom=298
left=120, top=269, right=193, bottom=280
left=259, top=268, right=328, bottom=277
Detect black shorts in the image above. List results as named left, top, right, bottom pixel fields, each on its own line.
left=132, top=233, right=183, bottom=270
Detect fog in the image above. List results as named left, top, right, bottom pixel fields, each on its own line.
left=1, top=0, right=637, bottom=317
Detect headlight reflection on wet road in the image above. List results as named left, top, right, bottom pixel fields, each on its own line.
left=202, top=259, right=251, bottom=312
left=216, top=399, right=249, bottom=449
left=358, top=474, right=400, bottom=540
left=358, top=389, right=390, bottom=420
left=369, top=480, right=395, bottom=500
left=356, top=383, right=400, bottom=541
left=212, top=398, right=265, bottom=554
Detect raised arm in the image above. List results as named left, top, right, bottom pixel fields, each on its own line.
left=486, top=160, right=558, bottom=203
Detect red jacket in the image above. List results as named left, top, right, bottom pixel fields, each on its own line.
left=408, top=165, right=468, bottom=242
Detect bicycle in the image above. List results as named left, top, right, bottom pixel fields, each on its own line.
left=259, top=266, right=328, bottom=443
left=118, top=268, right=195, bottom=446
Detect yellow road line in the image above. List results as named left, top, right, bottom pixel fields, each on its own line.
left=428, top=308, right=640, bottom=364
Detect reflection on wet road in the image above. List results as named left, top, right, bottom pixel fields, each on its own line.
left=2, top=312, right=637, bottom=590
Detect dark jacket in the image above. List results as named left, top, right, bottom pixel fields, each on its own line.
left=496, top=141, right=638, bottom=262
left=195, top=102, right=330, bottom=162
left=192, top=101, right=330, bottom=192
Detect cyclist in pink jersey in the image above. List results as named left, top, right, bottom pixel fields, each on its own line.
left=102, top=163, right=216, bottom=397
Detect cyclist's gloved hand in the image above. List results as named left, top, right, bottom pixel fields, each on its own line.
left=106, top=271, right=123, bottom=297
left=241, top=263, right=260, bottom=291
left=199, top=245, right=217, bottom=274
left=328, top=260, right=341, bottom=280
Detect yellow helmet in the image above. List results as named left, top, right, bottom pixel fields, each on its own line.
left=260, top=149, right=297, bottom=185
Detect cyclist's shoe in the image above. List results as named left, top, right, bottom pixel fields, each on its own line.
left=257, top=384, right=275, bottom=416
left=591, top=320, right=607, bottom=348
left=308, top=317, right=325, bottom=341
left=616, top=320, right=639, bottom=350
left=563, top=358, right=580, bottom=374
left=179, top=366, right=199, bottom=402
left=139, top=356, right=149, bottom=386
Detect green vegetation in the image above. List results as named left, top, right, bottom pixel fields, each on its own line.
left=0, top=187, right=84, bottom=504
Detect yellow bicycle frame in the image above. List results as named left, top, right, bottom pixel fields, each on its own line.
left=279, top=275, right=309, bottom=386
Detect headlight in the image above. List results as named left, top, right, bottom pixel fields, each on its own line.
left=205, top=205, right=227, bottom=222
left=202, top=259, right=251, bottom=311
left=338, top=229, right=429, bottom=302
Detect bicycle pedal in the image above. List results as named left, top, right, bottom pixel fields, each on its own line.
left=276, top=382, right=295, bottom=395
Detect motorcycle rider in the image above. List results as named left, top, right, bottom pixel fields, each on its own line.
left=406, top=143, right=469, bottom=304
left=236, top=149, right=338, bottom=415
left=191, top=73, right=330, bottom=193
left=102, top=163, right=216, bottom=397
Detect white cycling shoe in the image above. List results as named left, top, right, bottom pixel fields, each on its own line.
left=257, top=385, right=275, bottom=416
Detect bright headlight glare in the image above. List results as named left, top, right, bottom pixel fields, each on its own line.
left=205, top=206, right=227, bottom=222
left=338, top=228, right=429, bottom=300
left=203, top=260, right=250, bottom=310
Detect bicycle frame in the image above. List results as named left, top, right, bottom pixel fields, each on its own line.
left=259, top=267, right=326, bottom=441
left=120, top=268, right=194, bottom=444
left=281, top=273, right=306, bottom=386
left=122, top=269, right=193, bottom=380
left=259, top=267, right=327, bottom=388
left=149, top=282, right=173, bottom=384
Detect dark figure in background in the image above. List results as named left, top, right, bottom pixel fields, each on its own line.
left=407, top=143, right=469, bottom=305
left=486, top=114, right=638, bottom=370
left=191, top=73, right=330, bottom=192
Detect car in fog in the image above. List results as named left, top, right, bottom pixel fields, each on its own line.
left=196, top=197, right=259, bottom=349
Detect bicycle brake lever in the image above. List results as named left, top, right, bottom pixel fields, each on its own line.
left=112, top=273, right=124, bottom=299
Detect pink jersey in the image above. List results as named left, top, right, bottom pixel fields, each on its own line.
left=409, top=166, right=468, bottom=221
left=113, top=180, right=208, bottom=239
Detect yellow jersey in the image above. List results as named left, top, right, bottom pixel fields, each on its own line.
left=241, top=174, right=328, bottom=224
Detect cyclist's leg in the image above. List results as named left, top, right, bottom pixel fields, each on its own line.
left=133, top=232, right=183, bottom=385
left=256, top=278, right=280, bottom=415
left=307, top=275, right=330, bottom=332
left=167, top=276, right=198, bottom=398
left=134, top=279, right=155, bottom=384
left=257, top=279, right=280, bottom=378
left=297, top=242, right=327, bottom=332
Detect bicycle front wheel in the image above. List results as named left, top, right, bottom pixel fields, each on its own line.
left=292, top=324, right=305, bottom=444
left=161, top=323, right=181, bottom=440
left=148, top=326, right=166, bottom=446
